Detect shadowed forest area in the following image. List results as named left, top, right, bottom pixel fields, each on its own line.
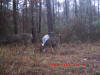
left=0, top=0, right=100, bottom=75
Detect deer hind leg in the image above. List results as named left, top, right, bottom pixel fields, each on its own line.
left=14, top=43, right=20, bottom=54
left=41, top=44, right=46, bottom=52
left=50, top=41, right=55, bottom=53
left=51, top=46, right=55, bottom=53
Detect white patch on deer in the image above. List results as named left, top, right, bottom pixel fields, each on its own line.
left=42, top=34, right=50, bottom=47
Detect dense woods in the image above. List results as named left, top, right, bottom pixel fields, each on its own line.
left=0, top=0, right=100, bottom=42
left=0, top=0, right=100, bottom=75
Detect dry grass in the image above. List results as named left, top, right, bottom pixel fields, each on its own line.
left=0, top=42, right=100, bottom=75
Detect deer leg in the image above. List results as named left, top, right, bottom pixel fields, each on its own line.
left=42, top=46, right=46, bottom=52
left=15, top=44, right=20, bottom=54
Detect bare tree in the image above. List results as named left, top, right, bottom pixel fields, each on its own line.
left=22, top=0, right=28, bottom=33
left=13, top=0, right=18, bottom=34
left=46, top=0, right=54, bottom=35
left=98, top=0, right=100, bottom=18
left=65, top=0, right=69, bottom=21
left=38, top=1, right=42, bottom=33
left=0, top=0, right=3, bottom=10
left=74, top=0, right=78, bottom=17
left=52, top=0, right=55, bottom=25
left=30, top=0, right=36, bottom=41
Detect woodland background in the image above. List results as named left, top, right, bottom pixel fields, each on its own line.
left=0, top=0, right=100, bottom=75
left=0, top=0, right=100, bottom=43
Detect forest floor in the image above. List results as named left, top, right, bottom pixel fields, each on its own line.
left=0, top=42, right=100, bottom=75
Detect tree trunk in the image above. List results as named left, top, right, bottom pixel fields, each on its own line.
left=52, top=0, right=55, bottom=25
left=6, top=0, right=9, bottom=9
left=13, top=0, right=18, bottom=34
left=0, top=0, right=2, bottom=10
left=65, top=0, right=69, bottom=22
left=89, top=0, right=93, bottom=23
left=22, top=9, right=25, bottom=33
left=38, top=1, right=42, bottom=33
left=98, top=0, right=99, bottom=19
left=74, top=0, right=78, bottom=17
left=46, top=0, right=54, bottom=36
left=31, top=1, right=36, bottom=41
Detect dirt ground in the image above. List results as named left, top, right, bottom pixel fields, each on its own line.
left=0, top=42, right=100, bottom=75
